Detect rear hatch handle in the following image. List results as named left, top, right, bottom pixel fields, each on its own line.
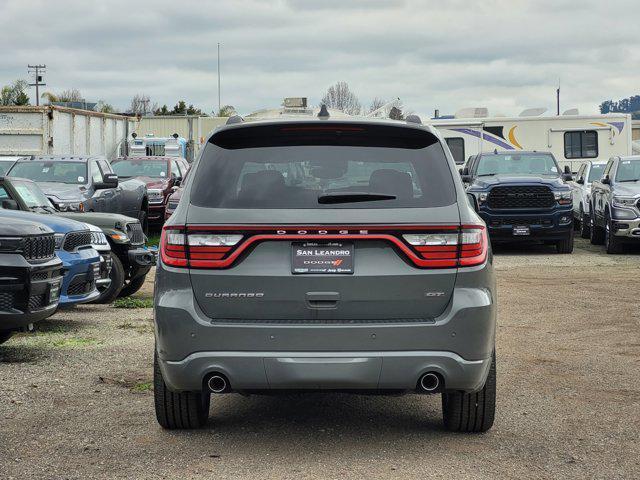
left=306, top=291, right=340, bottom=309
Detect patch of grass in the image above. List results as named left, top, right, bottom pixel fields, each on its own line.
left=52, top=337, right=101, bottom=348
left=113, top=297, right=153, bottom=309
left=131, top=381, right=153, bottom=393
left=146, top=234, right=160, bottom=248
left=116, top=321, right=154, bottom=334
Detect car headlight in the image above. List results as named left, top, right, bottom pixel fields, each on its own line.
left=612, top=196, right=637, bottom=208
left=54, top=233, right=65, bottom=249
left=91, top=231, right=109, bottom=245
left=554, top=191, right=572, bottom=205
left=0, top=236, right=23, bottom=253
left=148, top=189, right=164, bottom=204
left=58, top=201, right=84, bottom=212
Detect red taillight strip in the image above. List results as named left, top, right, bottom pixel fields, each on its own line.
left=161, top=225, right=488, bottom=269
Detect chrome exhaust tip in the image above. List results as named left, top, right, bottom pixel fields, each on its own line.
left=419, top=373, right=440, bottom=392
left=207, top=375, right=228, bottom=393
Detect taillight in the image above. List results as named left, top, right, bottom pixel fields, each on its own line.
left=161, top=225, right=488, bottom=269
left=161, top=228, right=243, bottom=268
left=402, top=225, right=487, bottom=268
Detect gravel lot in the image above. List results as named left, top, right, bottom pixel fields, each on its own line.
left=1, top=238, right=639, bottom=479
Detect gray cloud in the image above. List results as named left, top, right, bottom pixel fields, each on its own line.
left=0, top=0, right=638, bottom=117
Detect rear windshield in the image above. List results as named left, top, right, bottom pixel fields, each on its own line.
left=9, top=161, right=87, bottom=184
left=190, top=124, right=456, bottom=209
left=112, top=159, right=169, bottom=179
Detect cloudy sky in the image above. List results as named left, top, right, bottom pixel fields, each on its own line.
left=1, top=0, right=638, bottom=117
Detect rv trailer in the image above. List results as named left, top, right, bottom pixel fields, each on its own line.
left=429, top=111, right=632, bottom=172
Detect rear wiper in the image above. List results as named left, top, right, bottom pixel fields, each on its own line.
left=617, top=178, right=640, bottom=182
left=477, top=173, right=498, bottom=177
left=318, top=192, right=397, bottom=204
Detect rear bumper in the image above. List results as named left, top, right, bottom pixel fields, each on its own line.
left=155, top=279, right=496, bottom=393
left=159, top=350, right=492, bottom=393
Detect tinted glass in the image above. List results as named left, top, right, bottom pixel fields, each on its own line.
left=112, top=159, right=169, bottom=178
left=475, top=154, right=559, bottom=176
left=9, top=161, right=87, bottom=184
left=0, top=161, right=15, bottom=176
left=191, top=127, right=456, bottom=209
left=587, top=164, right=605, bottom=182
left=615, top=159, right=640, bottom=181
left=564, top=131, right=598, bottom=159
left=445, top=137, right=465, bottom=164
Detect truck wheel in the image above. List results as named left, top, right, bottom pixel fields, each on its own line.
left=95, top=254, right=125, bottom=304
left=118, top=274, right=146, bottom=298
left=0, top=330, right=13, bottom=345
left=442, top=351, right=496, bottom=433
left=556, top=229, right=574, bottom=254
left=580, top=208, right=591, bottom=239
left=154, top=350, right=210, bottom=429
left=605, top=214, right=624, bottom=254
left=590, top=212, right=605, bottom=245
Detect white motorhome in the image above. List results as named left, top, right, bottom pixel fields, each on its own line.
left=429, top=110, right=632, bottom=172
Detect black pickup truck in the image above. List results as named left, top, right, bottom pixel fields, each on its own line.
left=0, top=217, right=63, bottom=344
left=462, top=151, right=574, bottom=253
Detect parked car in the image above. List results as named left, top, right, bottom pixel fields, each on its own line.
left=0, top=176, right=154, bottom=301
left=110, top=156, right=189, bottom=226
left=463, top=151, right=574, bottom=253
left=0, top=217, right=63, bottom=344
left=568, top=160, right=607, bottom=238
left=83, top=222, right=113, bottom=301
left=154, top=115, right=497, bottom=432
left=6, top=155, right=149, bottom=231
left=590, top=155, right=640, bottom=253
left=164, top=186, right=182, bottom=220
left=0, top=209, right=101, bottom=307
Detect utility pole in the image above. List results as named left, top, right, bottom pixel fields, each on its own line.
left=556, top=78, right=560, bottom=116
left=217, top=43, right=221, bottom=115
left=28, top=64, right=46, bottom=106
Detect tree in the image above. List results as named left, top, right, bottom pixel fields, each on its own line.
left=57, top=88, right=83, bottom=102
left=216, top=105, right=236, bottom=117
left=368, top=97, right=386, bottom=115
left=154, top=104, right=170, bottom=116
left=0, top=80, right=30, bottom=106
left=129, top=94, right=156, bottom=116
left=171, top=100, right=187, bottom=115
left=96, top=100, right=114, bottom=113
left=320, top=81, right=361, bottom=115
left=600, top=95, right=640, bottom=116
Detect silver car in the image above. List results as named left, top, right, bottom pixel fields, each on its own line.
left=569, top=160, right=607, bottom=238
left=154, top=113, right=497, bottom=432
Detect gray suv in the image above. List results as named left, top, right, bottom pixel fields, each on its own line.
left=590, top=155, right=640, bottom=253
left=154, top=114, right=497, bottom=432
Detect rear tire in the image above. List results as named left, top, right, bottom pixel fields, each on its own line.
left=94, top=254, right=125, bottom=304
left=442, top=352, right=496, bottom=433
left=556, top=229, right=574, bottom=254
left=590, top=210, right=605, bottom=245
left=580, top=207, right=591, bottom=239
left=118, top=274, right=146, bottom=298
left=0, top=330, right=13, bottom=345
left=605, top=213, right=624, bottom=254
left=154, top=350, right=210, bottom=429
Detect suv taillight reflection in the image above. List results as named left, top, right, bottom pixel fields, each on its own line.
left=161, top=225, right=488, bottom=269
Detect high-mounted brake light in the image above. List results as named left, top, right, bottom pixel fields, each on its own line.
left=161, top=225, right=488, bottom=269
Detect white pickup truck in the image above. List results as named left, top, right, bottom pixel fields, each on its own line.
left=569, top=160, right=607, bottom=238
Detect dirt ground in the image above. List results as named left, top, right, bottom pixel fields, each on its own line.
left=1, top=238, right=639, bottom=479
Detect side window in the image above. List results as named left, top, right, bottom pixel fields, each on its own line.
left=170, top=160, right=181, bottom=178
left=564, top=131, right=598, bottom=159
left=90, top=160, right=102, bottom=184
left=445, top=138, right=465, bottom=165
left=0, top=186, right=10, bottom=200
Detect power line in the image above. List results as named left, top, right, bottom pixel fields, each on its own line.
left=28, top=64, right=47, bottom=106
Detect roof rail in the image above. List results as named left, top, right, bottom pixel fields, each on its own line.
left=226, top=115, right=244, bottom=125
left=405, top=114, right=422, bottom=125
left=317, top=105, right=330, bottom=118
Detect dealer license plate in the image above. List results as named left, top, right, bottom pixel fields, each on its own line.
left=291, top=242, right=354, bottom=274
